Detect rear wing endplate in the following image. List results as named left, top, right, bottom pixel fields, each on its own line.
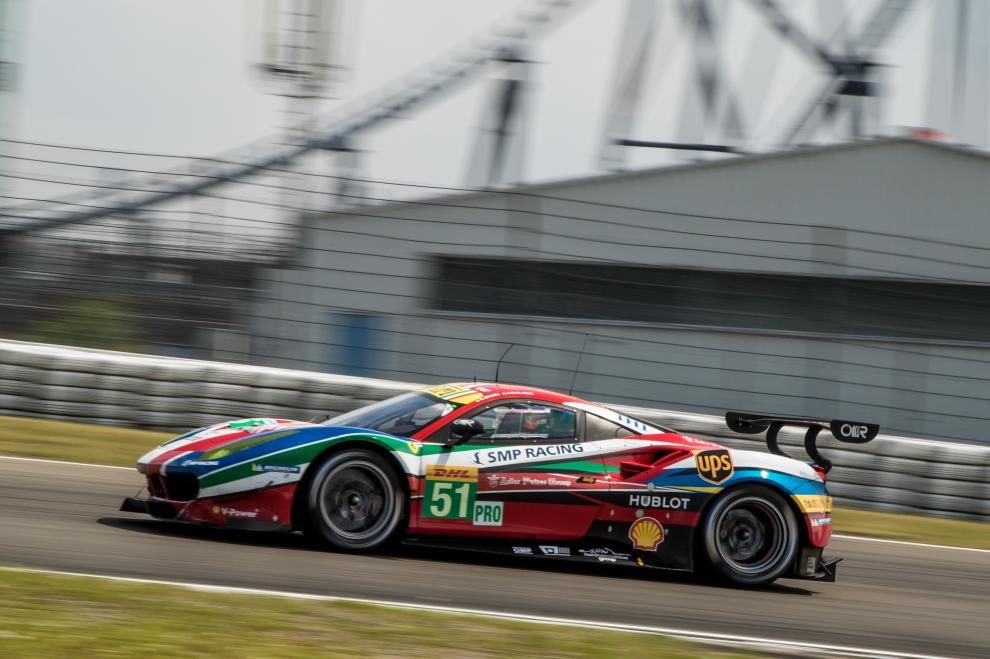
left=725, top=412, right=879, bottom=473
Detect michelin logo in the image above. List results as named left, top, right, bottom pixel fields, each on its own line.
left=250, top=463, right=301, bottom=474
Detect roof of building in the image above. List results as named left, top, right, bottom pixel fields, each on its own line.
left=328, top=136, right=990, bottom=218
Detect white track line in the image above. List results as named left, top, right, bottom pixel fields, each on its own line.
left=2, top=454, right=985, bottom=553
left=0, top=455, right=132, bottom=471
left=832, top=534, right=989, bottom=554
left=0, top=566, right=954, bottom=659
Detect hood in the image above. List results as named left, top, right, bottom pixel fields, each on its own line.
left=137, top=418, right=316, bottom=473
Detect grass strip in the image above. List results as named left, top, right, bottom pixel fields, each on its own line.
left=0, top=569, right=755, bottom=659
left=1, top=415, right=987, bottom=549
left=831, top=506, right=988, bottom=548
left=0, top=415, right=172, bottom=467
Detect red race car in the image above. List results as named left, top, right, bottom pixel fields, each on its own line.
left=123, top=382, right=876, bottom=586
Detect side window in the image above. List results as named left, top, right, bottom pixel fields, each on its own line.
left=468, top=402, right=577, bottom=442
left=584, top=413, right=636, bottom=441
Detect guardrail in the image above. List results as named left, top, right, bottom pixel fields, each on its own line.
left=1, top=340, right=986, bottom=520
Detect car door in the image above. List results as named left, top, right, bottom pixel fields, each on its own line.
left=414, top=399, right=611, bottom=541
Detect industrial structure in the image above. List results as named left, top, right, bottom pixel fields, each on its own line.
left=252, top=137, right=990, bottom=443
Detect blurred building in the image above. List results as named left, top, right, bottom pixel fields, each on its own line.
left=252, top=137, right=990, bottom=442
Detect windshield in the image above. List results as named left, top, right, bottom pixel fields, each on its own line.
left=322, top=392, right=452, bottom=437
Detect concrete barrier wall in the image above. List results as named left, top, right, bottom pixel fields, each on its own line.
left=1, top=340, right=986, bottom=520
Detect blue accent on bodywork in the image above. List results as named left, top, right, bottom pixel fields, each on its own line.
left=166, top=426, right=407, bottom=475
left=791, top=479, right=830, bottom=498
left=650, top=467, right=817, bottom=493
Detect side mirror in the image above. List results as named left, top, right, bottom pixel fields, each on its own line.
left=448, top=418, right=485, bottom=445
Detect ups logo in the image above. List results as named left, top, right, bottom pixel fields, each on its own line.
left=695, top=449, right=733, bottom=485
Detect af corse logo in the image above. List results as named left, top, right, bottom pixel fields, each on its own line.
left=695, top=449, right=733, bottom=485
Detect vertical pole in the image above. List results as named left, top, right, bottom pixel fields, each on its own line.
left=598, top=0, right=660, bottom=171
left=951, top=0, right=969, bottom=140
left=0, top=0, right=13, bottom=211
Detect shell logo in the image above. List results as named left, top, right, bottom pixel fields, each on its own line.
left=628, top=517, right=664, bottom=551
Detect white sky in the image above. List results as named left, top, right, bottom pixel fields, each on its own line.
left=1, top=0, right=978, bottom=192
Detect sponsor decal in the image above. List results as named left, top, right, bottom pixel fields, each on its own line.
left=838, top=423, right=868, bottom=439
left=250, top=463, right=301, bottom=474
left=426, top=466, right=477, bottom=481
left=487, top=475, right=521, bottom=488
left=212, top=505, right=258, bottom=519
left=422, top=384, right=484, bottom=405
left=576, top=476, right=597, bottom=484
left=539, top=545, right=571, bottom=556
left=695, top=449, right=733, bottom=485
left=228, top=419, right=266, bottom=429
left=811, top=516, right=832, bottom=527
left=471, top=443, right=585, bottom=466
left=829, top=420, right=878, bottom=443
left=597, top=556, right=617, bottom=563
left=181, top=460, right=219, bottom=467
left=578, top=548, right=632, bottom=561
left=627, top=494, right=691, bottom=510
left=485, top=475, right=570, bottom=489
left=792, top=494, right=833, bottom=514
left=472, top=501, right=504, bottom=526
left=423, top=465, right=478, bottom=520
left=512, top=546, right=533, bottom=554
left=228, top=418, right=276, bottom=431
left=628, top=517, right=665, bottom=551
left=408, top=442, right=422, bottom=455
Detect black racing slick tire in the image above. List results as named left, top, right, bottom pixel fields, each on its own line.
left=305, top=449, right=405, bottom=551
left=698, top=485, right=799, bottom=586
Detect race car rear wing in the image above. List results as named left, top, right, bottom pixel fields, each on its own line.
left=725, top=412, right=879, bottom=473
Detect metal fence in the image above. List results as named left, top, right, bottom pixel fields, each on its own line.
left=2, top=339, right=986, bottom=520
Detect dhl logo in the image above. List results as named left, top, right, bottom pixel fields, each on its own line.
left=426, top=465, right=478, bottom=482
left=695, top=449, right=733, bottom=485
left=793, top=494, right=833, bottom=514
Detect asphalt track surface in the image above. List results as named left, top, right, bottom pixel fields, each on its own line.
left=1, top=458, right=987, bottom=658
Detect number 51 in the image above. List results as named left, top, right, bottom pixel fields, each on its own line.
left=427, top=481, right=473, bottom=519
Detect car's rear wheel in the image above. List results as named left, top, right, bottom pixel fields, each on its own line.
left=305, top=449, right=405, bottom=551
left=698, top=485, right=798, bottom=586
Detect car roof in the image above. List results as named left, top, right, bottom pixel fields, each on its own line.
left=440, top=382, right=589, bottom=405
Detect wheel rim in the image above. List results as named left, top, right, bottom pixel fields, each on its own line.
left=714, top=496, right=789, bottom=575
left=318, top=459, right=396, bottom=543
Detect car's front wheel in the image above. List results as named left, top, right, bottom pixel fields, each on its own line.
left=305, top=448, right=405, bottom=551
left=698, top=484, right=799, bottom=586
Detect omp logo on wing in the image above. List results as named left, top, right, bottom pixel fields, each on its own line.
left=426, top=465, right=478, bottom=482
left=695, top=449, right=733, bottom=485
left=628, top=517, right=664, bottom=551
